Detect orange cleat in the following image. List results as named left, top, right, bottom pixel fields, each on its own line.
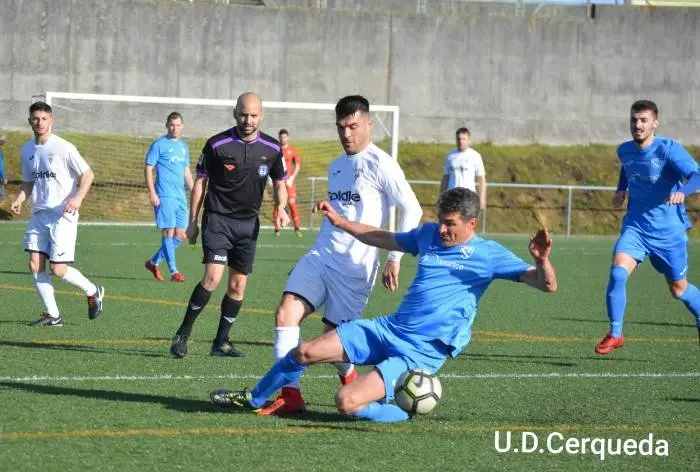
left=339, top=369, right=358, bottom=385
left=257, top=387, right=307, bottom=416
left=144, top=260, right=164, bottom=281
left=171, top=272, right=186, bottom=283
left=595, top=333, right=624, bottom=355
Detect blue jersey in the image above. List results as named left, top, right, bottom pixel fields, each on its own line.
left=617, top=136, right=698, bottom=236
left=145, top=136, right=190, bottom=199
left=391, top=223, right=531, bottom=357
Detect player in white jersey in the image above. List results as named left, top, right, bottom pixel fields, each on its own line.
left=258, top=95, right=423, bottom=416
left=10, top=102, right=104, bottom=326
left=440, top=127, right=486, bottom=211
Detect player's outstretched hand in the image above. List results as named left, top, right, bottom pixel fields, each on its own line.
left=612, top=191, right=626, bottom=208
left=529, top=228, right=552, bottom=261
left=666, top=191, right=686, bottom=205
left=382, top=260, right=400, bottom=292
left=313, top=200, right=344, bottom=227
left=186, top=221, right=199, bottom=244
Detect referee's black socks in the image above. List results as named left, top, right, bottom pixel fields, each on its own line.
left=176, top=283, right=212, bottom=336
left=214, top=295, right=242, bottom=345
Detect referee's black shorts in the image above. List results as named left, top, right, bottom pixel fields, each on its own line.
left=201, top=211, right=260, bottom=274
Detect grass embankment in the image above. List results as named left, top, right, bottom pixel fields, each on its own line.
left=0, top=131, right=697, bottom=236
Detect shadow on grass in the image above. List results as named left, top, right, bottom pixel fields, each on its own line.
left=665, top=397, right=700, bottom=403
left=553, top=317, right=694, bottom=328
left=0, top=340, right=170, bottom=358
left=0, top=381, right=217, bottom=413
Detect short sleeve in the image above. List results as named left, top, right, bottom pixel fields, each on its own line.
left=269, top=150, right=288, bottom=181
left=489, top=242, right=532, bottom=281
left=475, top=152, right=485, bottom=177
left=293, top=147, right=302, bottom=166
left=66, top=146, right=91, bottom=176
left=21, top=152, right=32, bottom=182
left=145, top=139, right=159, bottom=166
left=443, top=153, right=451, bottom=176
left=184, top=142, right=191, bottom=167
left=196, top=141, right=212, bottom=177
left=394, top=225, right=424, bottom=256
left=668, top=141, right=698, bottom=179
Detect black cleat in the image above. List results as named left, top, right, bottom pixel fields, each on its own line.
left=170, top=334, right=189, bottom=358
left=211, top=338, right=245, bottom=357
left=87, top=284, right=105, bottom=320
left=30, top=313, right=63, bottom=327
left=210, top=389, right=258, bottom=410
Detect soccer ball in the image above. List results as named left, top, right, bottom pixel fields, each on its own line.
left=394, top=368, right=442, bottom=415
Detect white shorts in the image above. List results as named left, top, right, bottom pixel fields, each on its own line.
left=284, top=251, right=377, bottom=326
left=24, top=209, right=79, bottom=263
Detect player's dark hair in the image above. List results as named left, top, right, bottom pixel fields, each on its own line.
left=278, top=129, right=288, bottom=136
left=631, top=100, right=658, bottom=118
left=166, top=111, right=183, bottom=123
left=456, top=127, right=471, bottom=138
left=437, top=187, right=480, bottom=221
left=29, top=101, right=52, bottom=115
left=335, top=95, right=370, bottom=119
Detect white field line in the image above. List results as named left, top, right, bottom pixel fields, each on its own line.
left=1, top=371, right=698, bottom=383
left=0, top=241, right=308, bottom=249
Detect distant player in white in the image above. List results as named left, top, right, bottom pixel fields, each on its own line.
left=440, top=127, right=486, bottom=211
left=10, top=101, right=105, bottom=326
left=258, top=95, right=423, bottom=416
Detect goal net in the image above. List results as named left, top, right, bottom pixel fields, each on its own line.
left=41, top=92, right=400, bottom=229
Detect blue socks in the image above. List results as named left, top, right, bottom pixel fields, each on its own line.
left=352, top=402, right=409, bottom=423
left=679, top=283, right=700, bottom=328
left=250, top=351, right=307, bottom=408
left=606, top=265, right=629, bottom=338
left=150, top=237, right=182, bottom=274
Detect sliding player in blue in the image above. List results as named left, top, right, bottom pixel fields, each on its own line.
left=144, top=112, right=194, bottom=282
left=210, top=187, right=558, bottom=422
left=596, top=100, right=700, bottom=354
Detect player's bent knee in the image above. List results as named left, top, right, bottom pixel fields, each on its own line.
left=49, top=263, right=67, bottom=277
left=668, top=280, right=687, bottom=299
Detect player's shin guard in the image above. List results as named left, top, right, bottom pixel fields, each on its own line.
left=61, top=266, right=98, bottom=296
left=274, top=327, right=301, bottom=389
left=214, top=295, right=242, bottom=345
left=177, top=283, right=212, bottom=336
left=33, top=271, right=60, bottom=317
left=249, top=351, right=308, bottom=408
left=679, top=283, right=700, bottom=328
left=289, top=202, right=300, bottom=230
left=351, top=402, right=410, bottom=423
left=606, top=265, right=629, bottom=337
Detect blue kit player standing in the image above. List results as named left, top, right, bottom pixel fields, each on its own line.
left=595, top=100, right=700, bottom=354
left=144, top=112, right=194, bottom=282
left=170, top=92, right=290, bottom=359
left=210, top=188, right=558, bottom=422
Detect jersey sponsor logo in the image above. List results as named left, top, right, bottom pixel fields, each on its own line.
left=258, top=165, right=269, bottom=177
left=420, top=252, right=466, bottom=271
left=33, top=170, right=57, bottom=179
left=224, top=164, right=236, bottom=171
left=460, top=245, right=475, bottom=259
left=328, top=190, right=360, bottom=204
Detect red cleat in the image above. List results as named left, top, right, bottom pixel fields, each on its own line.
left=144, top=261, right=164, bottom=281
left=257, top=387, right=307, bottom=416
left=595, top=333, right=624, bottom=355
left=339, top=369, right=358, bottom=385
left=170, top=272, right=186, bottom=283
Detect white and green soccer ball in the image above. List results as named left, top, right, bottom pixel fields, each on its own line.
left=394, top=368, right=442, bottom=415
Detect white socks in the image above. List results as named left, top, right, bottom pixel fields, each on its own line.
left=33, top=272, right=59, bottom=318
left=61, top=266, right=97, bottom=296
left=274, top=326, right=301, bottom=389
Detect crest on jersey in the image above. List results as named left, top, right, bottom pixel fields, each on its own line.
left=258, top=165, right=269, bottom=177
left=48, top=153, right=56, bottom=164
left=224, top=164, right=236, bottom=171
left=650, top=157, right=661, bottom=169
left=460, top=245, right=475, bottom=259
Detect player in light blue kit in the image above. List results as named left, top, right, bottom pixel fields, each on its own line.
left=144, top=112, right=194, bottom=282
left=210, top=188, right=558, bottom=422
left=596, top=100, right=700, bottom=354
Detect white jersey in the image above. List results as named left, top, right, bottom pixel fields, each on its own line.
left=311, top=143, right=422, bottom=281
left=20, top=134, right=91, bottom=214
left=443, top=147, right=485, bottom=191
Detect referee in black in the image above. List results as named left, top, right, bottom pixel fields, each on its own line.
left=170, top=92, right=290, bottom=358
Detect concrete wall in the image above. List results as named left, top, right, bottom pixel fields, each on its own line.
left=1, top=0, right=698, bottom=144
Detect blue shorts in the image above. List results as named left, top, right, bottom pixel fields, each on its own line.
left=155, top=196, right=188, bottom=230
left=336, top=316, right=447, bottom=402
left=614, top=227, right=689, bottom=281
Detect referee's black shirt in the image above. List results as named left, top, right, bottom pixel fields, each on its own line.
left=196, top=127, right=287, bottom=219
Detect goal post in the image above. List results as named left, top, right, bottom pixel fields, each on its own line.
left=40, top=91, right=400, bottom=229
